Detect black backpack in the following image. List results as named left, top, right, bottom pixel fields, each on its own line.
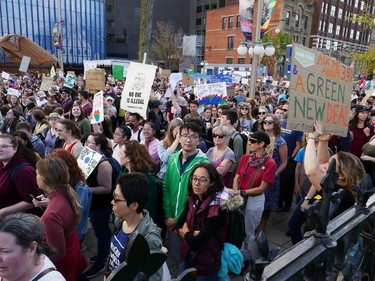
left=224, top=209, right=246, bottom=249
left=229, top=131, right=248, bottom=156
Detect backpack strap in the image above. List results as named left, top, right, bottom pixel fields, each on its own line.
left=137, top=127, right=143, bottom=142
left=31, top=267, right=56, bottom=281
left=229, top=131, right=240, bottom=150
left=11, top=162, right=32, bottom=186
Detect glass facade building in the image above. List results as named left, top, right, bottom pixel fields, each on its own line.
left=0, top=0, right=105, bottom=65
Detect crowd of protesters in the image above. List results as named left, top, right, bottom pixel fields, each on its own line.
left=0, top=70, right=374, bottom=280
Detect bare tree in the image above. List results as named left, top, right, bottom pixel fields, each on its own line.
left=139, top=0, right=154, bottom=63
left=150, top=21, right=184, bottom=71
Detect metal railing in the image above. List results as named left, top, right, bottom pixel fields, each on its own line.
left=245, top=160, right=375, bottom=281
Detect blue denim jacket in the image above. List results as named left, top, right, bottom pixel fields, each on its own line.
left=75, top=181, right=92, bottom=242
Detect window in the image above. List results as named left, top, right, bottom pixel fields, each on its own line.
left=212, top=4, right=217, bottom=9
left=328, top=23, right=333, bottom=33
left=331, top=5, right=336, bottom=17
left=350, top=29, right=354, bottom=39
left=321, top=3, right=325, bottom=13
left=354, top=0, right=359, bottom=8
left=319, top=20, right=323, bottom=31
left=302, top=37, right=306, bottom=46
left=106, top=33, right=115, bottom=42
left=295, top=13, right=300, bottom=28
left=285, top=11, right=290, bottom=25
left=336, top=25, right=341, bottom=35
left=196, top=18, right=202, bottom=25
left=360, top=1, right=364, bottom=10
left=325, top=4, right=328, bottom=14
left=294, top=35, right=299, bottom=43
left=226, top=58, right=233, bottom=64
left=338, top=8, right=343, bottom=19
left=228, top=16, right=234, bottom=29
left=227, top=36, right=234, bottom=49
left=106, top=19, right=115, bottom=29
left=356, top=31, right=360, bottom=40
left=196, top=6, right=202, bottom=13
left=203, top=4, right=209, bottom=12
left=222, top=17, right=226, bottom=30
left=322, top=21, right=326, bottom=32
left=116, top=29, right=128, bottom=43
left=238, top=58, right=245, bottom=64
left=203, top=17, right=206, bottom=25
left=106, top=4, right=115, bottom=14
left=236, top=15, right=241, bottom=27
left=304, top=16, right=308, bottom=30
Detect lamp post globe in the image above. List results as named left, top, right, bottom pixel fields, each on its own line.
left=237, top=45, right=248, bottom=56
left=248, top=46, right=254, bottom=56
left=254, top=44, right=265, bottom=56
left=264, top=45, right=275, bottom=56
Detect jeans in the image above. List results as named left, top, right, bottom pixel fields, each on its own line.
left=241, top=193, right=264, bottom=261
left=288, top=197, right=306, bottom=245
left=89, top=206, right=112, bottom=267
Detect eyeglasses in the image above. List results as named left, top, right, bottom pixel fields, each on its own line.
left=241, top=108, right=249, bottom=110
left=0, top=144, right=14, bottom=149
left=282, top=109, right=288, bottom=112
left=212, top=134, right=225, bottom=139
left=180, top=134, right=199, bottom=141
left=259, top=112, right=267, bottom=115
left=264, top=120, right=274, bottom=125
left=249, top=138, right=259, bottom=144
left=113, top=192, right=126, bottom=204
left=85, top=141, right=96, bottom=145
left=191, top=176, right=209, bottom=185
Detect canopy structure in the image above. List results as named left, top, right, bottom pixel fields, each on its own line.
left=0, top=34, right=58, bottom=72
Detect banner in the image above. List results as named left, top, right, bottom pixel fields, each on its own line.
left=287, top=44, right=354, bottom=137
left=120, top=62, right=157, bottom=119
left=19, top=56, right=31, bottom=72
left=209, top=72, right=233, bottom=86
left=196, top=82, right=228, bottom=105
left=91, top=91, right=104, bottom=124
left=261, top=0, right=277, bottom=34
left=112, top=65, right=125, bottom=81
left=85, top=69, right=105, bottom=92
left=239, top=0, right=254, bottom=41
left=39, top=77, right=54, bottom=92
left=77, top=147, right=103, bottom=179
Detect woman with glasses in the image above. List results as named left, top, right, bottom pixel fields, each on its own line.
left=206, top=125, right=235, bottom=188
left=177, top=163, right=241, bottom=280
left=55, top=119, right=83, bottom=158
left=233, top=131, right=277, bottom=264
left=36, top=157, right=88, bottom=281
left=258, top=114, right=287, bottom=232
left=238, top=103, right=255, bottom=133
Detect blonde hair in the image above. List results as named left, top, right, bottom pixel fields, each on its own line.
left=162, top=119, right=184, bottom=148
left=336, top=152, right=366, bottom=191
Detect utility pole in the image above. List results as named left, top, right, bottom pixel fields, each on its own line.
left=57, top=0, right=64, bottom=73
left=138, top=0, right=154, bottom=63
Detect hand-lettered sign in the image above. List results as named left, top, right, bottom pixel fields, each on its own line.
left=287, top=44, right=354, bottom=137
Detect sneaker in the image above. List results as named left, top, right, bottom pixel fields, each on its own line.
left=84, top=263, right=105, bottom=279
left=89, top=256, right=97, bottom=264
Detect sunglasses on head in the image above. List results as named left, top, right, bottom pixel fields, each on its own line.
left=213, top=133, right=225, bottom=139
left=249, top=138, right=259, bottom=144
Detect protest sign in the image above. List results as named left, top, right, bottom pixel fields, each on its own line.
left=208, top=72, right=233, bottom=86
left=1, top=71, right=10, bottom=80
left=196, top=82, right=227, bottom=105
left=39, top=77, right=54, bottom=92
left=91, top=91, right=104, bottom=124
left=161, top=69, right=171, bottom=78
left=120, top=62, right=157, bottom=119
left=7, top=88, right=20, bottom=97
left=19, top=56, right=31, bottom=72
left=64, top=74, right=77, bottom=88
left=165, top=73, right=183, bottom=98
left=287, top=44, right=354, bottom=137
left=84, top=61, right=97, bottom=79
left=227, top=86, right=236, bottom=98
left=67, top=71, right=76, bottom=76
left=182, top=74, right=195, bottom=86
left=112, top=65, right=124, bottom=80
left=86, top=69, right=106, bottom=92
left=231, top=73, right=242, bottom=84
left=77, top=147, right=103, bottom=179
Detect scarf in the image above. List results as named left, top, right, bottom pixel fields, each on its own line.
left=248, top=150, right=270, bottom=167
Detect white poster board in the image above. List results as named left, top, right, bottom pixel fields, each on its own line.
left=120, top=62, right=157, bottom=119
left=91, top=91, right=104, bottom=124
left=1, top=71, right=10, bottom=80
left=19, top=56, right=31, bottom=72
left=196, top=82, right=227, bottom=105
left=84, top=61, right=97, bottom=79
left=77, top=147, right=103, bottom=179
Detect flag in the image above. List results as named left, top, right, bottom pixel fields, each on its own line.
left=239, top=0, right=254, bottom=41
left=261, top=0, right=277, bottom=36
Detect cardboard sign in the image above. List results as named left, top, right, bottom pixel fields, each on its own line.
left=196, top=82, right=228, bottom=105
left=39, top=77, right=54, bottom=92
left=91, top=91, right=104, bottom=124
left=120, top=62, right=157, bottom=119
left=77, top=147, right=103, bottom=179
left=182, top=74, right=195, bottom=86
left=85, top=69, right=106, bottom=92
left=161, top=69, right=171, bottom=78
left=84, top=61, right=97, bottom=79
left=287, top=44, right=354, bottom=137
left=19, top=56, right=31, bottom=72
left=227, top=86, right=236, bottom=98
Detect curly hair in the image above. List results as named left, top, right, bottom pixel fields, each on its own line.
left=123, top=140, right=156, bottom=172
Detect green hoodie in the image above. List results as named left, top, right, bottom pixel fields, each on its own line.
left=162, top=149, right=209, bottom=221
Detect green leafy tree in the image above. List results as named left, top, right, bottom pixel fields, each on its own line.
left=348, top=3, right=375, bottom=29
left=260, top=31, right=292, bottom=77
left=150, top=21, right=184, bottom=72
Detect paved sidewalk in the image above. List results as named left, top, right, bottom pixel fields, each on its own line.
left=82, top=209, right=294, bottom=281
